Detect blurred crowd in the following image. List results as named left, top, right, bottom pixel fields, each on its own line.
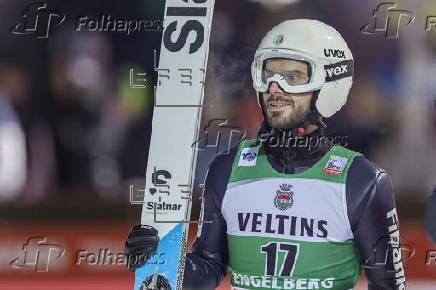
left=0, top=0, right=434, bottom=220
left=0, top=0, right=161, bottom=203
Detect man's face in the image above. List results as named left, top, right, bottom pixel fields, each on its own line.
left=261, top=58, right=313, bottom=130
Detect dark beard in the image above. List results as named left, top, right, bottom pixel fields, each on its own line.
left=263, top=94, right=307, bottom=130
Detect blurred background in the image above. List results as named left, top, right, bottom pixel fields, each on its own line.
left=0, top=0, right=435, bottom=289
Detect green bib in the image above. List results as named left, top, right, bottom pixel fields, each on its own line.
left=222, top=139, right=363, bottom=290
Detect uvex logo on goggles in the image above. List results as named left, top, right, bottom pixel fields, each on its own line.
left=324, top=59, right=354, bottom=82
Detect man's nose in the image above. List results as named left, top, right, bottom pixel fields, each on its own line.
left=268, top=81, right=284, bottom=94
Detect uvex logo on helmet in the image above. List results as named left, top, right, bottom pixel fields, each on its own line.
left=323, top=48, right=345, bottom=59
left=324, top=59, right=354, bottom=82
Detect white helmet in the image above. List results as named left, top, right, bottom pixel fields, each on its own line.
left=251, top=19, right=354, bottom=118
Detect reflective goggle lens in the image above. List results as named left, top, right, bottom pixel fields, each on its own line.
left=261, top=58, right=311, bottom=88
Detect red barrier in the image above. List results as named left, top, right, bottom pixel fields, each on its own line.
left=0, top=221, right=434, bottom=289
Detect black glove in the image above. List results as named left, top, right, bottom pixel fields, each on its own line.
left=125, top=224, right=160, bottom=272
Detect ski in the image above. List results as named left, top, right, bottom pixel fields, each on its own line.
left=133, top=0, right=215, bottom=289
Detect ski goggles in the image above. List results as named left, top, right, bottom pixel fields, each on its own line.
left=252, top=48, right=352, bottom=94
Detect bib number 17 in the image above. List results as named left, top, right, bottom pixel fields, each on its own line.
left=260, top=242, right=299, bottom=276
